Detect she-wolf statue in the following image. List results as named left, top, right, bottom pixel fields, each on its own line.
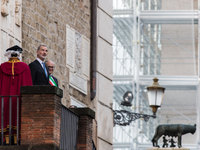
left=152, top=124, right=196, bottom=148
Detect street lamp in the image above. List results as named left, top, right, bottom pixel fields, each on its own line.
left=113, top=77, right=165, bottom=126
left=146, top=77, right=165, bottom=115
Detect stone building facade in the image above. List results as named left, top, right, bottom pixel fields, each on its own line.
left=0, top=0, right=113, bottom=149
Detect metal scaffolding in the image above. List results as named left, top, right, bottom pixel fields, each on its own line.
left=113, top=0, right=199, bottom=149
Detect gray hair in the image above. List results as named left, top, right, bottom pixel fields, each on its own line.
left=45, top=60, right=55, bottom=65
left=37, top=45, right=47, bottom=51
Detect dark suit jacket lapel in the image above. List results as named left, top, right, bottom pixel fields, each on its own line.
left=35, top=60, right=49, bottom=82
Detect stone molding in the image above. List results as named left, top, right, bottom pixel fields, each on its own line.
left=0, top=144, right=59, bottom=150
left=147, top=147, right=190, bottom=150
left=69, top=107, right=95, bottom=119
left=20, top=86, right=63, bottom=98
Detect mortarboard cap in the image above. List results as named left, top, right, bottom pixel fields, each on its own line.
left=6, top=45, right=23, bottom=53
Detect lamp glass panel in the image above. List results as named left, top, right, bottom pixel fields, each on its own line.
left=148, top=90, right=164, bottom=106
left=147, top=90, right=156, bottom=105
left=156, top=90, right=164, bottom=106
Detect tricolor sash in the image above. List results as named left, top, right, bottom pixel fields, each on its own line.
left=49, top=75, right=57, bottom=87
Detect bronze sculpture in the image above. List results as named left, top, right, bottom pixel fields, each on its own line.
left=169, top=137, right=176, bottom=148
left=162, top=136, right=168, bottom=148
left=152, top=124, right=196, bottom=148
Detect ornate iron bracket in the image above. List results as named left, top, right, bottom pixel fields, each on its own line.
left=113, top=110, right=156, bottom=126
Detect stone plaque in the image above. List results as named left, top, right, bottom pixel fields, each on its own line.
left=82, top=36, right=90, bottom=78
left=66, top=26, right=75, bottom=70
left=69, top=72, right=87, bottom=95
left=1, top=30, right=7, bottom=63
left=66, top=25, right=88, bottom=95
left=74, top=32, right=82, bottom=75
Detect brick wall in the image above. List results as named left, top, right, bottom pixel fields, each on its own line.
left=22, top=0, right=91, bottom=106
left=20, top=86, right=62, bottom=148
left=20, top=86, right=95, bottom=150
left=69, top=108, right=95, bottom=150
left=77, top=115, right=93, bottom=150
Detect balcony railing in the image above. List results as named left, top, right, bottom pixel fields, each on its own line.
left=0, top=86, right=95, bottom=150
left=0, top=95, right=21, bottom=146
left=60, top=105, right=79, bottom=150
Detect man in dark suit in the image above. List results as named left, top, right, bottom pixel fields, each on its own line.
left=45, top=60, right=58, bottom=87
left=29, top=45, right=49, bottom=85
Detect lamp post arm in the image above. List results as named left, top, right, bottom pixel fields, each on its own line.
left=113, top=110, right=156, bottom=126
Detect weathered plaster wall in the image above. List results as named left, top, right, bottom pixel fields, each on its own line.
left=95, top=0, right=113, bottom=149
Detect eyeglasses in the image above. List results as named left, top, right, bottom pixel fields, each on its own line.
left=48, top=66, right=55, bottom=69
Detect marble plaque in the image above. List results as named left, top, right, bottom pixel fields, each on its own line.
left=66, top=26, right=75, bottom=69
left=1, top=30, right=7, bottom=63
left=66, top=25, right=88, bottom=94
left=69, top=72, right=87, bottom=95
left=74, top=32, right=82, bottom=75
left=82, top=36, right=90, bottom=78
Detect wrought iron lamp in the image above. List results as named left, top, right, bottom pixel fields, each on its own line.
left=113, top=77, right=165, bottom=126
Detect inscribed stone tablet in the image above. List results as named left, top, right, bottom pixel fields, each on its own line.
left=82, top=36, right=90, bottom=78
left=69, top=72, right=87, bottom=95
left=66, top=26, right=75, bottom=69
left=74, top=32, right=82, bottom=75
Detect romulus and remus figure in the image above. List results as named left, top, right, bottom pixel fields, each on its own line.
left=152, top=124, right=196, bottom=148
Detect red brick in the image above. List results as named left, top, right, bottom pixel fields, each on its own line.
left=77, top=115, right=93, bottom=150
left=21, top=93, right=61, bottom=147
